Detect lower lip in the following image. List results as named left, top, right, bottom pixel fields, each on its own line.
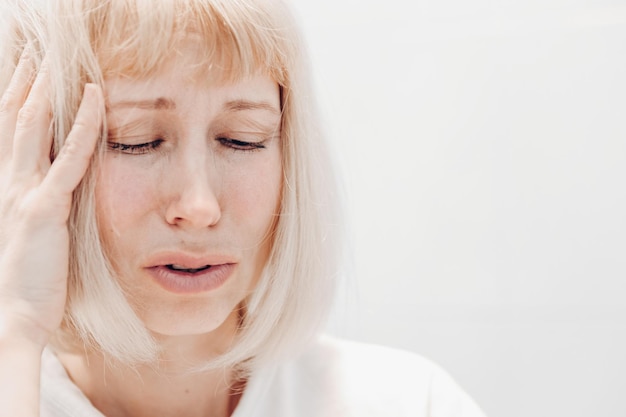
left=146, top=264, right=235, bottom=294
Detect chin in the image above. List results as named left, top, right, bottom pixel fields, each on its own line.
left=138, top=298, right=243, bottom=339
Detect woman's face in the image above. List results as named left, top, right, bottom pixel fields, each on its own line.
left=96, top=43, right=282, bottom=338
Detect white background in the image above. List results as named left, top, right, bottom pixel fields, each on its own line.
left=290, top=1, right=626, bottom=416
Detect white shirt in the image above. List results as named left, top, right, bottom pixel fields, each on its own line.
left=41, top=336, right=486, bottom=417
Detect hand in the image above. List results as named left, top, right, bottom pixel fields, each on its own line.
left=0, top=48, right=103, bottom=348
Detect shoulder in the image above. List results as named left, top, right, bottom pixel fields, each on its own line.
left=40, top=348, right=104, bottom=417
left=266, top=335, right=486, bottom=417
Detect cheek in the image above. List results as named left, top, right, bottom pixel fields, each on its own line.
left=95, top=159, right=158, bottom=242
left=226, top=160, right=281, bottom=276
left=221, top=152, right=282, bottom=238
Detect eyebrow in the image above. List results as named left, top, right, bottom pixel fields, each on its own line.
left=107, top=97, right=176, bottom=111
left=107, top=97, right=280, bottom=115
left=223, top=99, right=281, bottom=116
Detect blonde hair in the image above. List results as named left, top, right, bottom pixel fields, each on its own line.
left=0, top=0, right=343, bottom=372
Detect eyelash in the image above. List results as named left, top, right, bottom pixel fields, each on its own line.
left=107, top=139, right=164, bottom=155
left=216, top=137, right=266, bottom=152
left=106, top=137, right=267, bottom=155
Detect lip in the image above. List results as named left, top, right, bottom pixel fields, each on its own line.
left=145, top=252, right=237, bottom=269
left=143, top=252, right=237, bottom=294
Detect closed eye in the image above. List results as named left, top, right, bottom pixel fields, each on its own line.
left=217, top=137, right=266, bottom=152
left=107, top=139, right=165, bottom=155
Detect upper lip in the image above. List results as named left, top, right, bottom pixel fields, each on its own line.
left=144, top=252, right=237, bottom=269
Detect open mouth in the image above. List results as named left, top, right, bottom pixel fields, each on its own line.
left=165, top=264, right=212, bottom=274
left=148, top=262, right=235, bottom=293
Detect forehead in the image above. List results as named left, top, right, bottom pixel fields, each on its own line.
left=103, top=33, right=280, bottom=109
left=105, top=71, right=281, bottom=113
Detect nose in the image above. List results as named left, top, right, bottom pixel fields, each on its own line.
left=164, top=153, right=221, bottom=229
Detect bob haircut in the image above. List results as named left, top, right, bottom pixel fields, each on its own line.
left=0, top=0, right=343, bottom=372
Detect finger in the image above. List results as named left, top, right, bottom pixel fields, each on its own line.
left=12, top=57, right=52, bottom=176
left=37, top=121, right=54, bottom=175
left=0, top=45, right=36, bottom=163
left=42, top=84, right=102, bottom=198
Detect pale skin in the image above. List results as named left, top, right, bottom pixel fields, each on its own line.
left=0, top=40, right=283, bottom=417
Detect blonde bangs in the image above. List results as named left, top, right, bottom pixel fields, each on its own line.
left=88, top=0, right=290, bottom=86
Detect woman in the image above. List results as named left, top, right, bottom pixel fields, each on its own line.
left=0, top=0, right=487, bottom=416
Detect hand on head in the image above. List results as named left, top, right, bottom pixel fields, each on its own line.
left=0, top=47, right=103, bottom=348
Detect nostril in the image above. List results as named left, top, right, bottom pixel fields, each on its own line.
left=163, top=162, right=222, bottom=228
left=165, top=195, right=221, bottom=228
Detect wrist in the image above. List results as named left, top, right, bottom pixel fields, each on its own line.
left=0, top=313, right=44, bottom=417
left=0, top=309, right=51, bottom=352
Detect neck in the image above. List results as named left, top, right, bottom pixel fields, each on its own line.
left=56, top=315, right=245, bottom=417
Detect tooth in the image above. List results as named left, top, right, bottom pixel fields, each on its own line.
left=167, top=264, right=211, bottom=272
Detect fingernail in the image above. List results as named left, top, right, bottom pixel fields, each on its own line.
left=17, top=44, right=35, bottom=71
left=86, top=82, right=99, bottom=92
left=82, top=83, right=96, bottom=103
left=20, top=42, right=34, bottom=60
left=83, top=83, right=103, bottom=122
